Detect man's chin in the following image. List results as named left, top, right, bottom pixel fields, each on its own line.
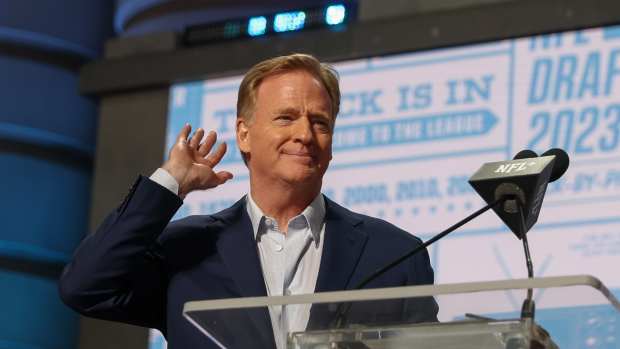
left=281, top=167, right=322, bottom=185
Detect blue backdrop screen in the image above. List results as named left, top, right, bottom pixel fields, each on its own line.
left=151, top=26, right=620, bottom=348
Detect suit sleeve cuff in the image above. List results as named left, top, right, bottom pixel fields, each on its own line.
left=150, top=168, right=179, bottom=196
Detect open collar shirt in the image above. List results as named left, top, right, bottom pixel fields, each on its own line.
left=246, top=192, right=326, bottom=349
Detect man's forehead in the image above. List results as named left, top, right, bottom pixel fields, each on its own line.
left=255, top=71, right=331, bottom=106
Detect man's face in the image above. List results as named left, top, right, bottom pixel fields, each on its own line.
left=236, top=70, right=334, bottom=187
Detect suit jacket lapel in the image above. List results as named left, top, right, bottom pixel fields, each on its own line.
left=215, top=198, right=268, bottom=298
left=213, top=197, right=275, bottom=348
left=315, top=198, right=369, bottom=293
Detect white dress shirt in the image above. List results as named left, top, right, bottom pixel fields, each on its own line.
left=246, top=192, right=325, bottom=349
left=150, top=169, right=326, bottom=349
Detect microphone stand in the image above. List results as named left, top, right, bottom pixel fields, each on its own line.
left=516, top=199, right=535, bottom=319
left=330, top=196, right=508, bottom=329
left=513, top=200, right=557, bottom=348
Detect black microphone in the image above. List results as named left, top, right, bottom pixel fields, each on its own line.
left=512, top=148, right=570, bottom=183
left=541, top=148, right=569, bottom=182
left=513, top=149, right=538, bottom=160
left=512, top=148, right=569, bottom=183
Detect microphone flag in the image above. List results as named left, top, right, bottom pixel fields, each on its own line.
left=468, top=155, right=555, bottom=237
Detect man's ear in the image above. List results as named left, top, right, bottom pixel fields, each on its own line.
left=236, top=117, right=251, bottom=154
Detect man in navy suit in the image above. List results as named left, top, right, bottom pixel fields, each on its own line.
left=59, top=54, right=437, bottom=348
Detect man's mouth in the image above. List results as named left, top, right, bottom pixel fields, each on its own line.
left=282, top=151, right=315, bottom=160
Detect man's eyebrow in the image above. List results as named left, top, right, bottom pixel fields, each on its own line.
left=275, top=107, right=300, bottom=115
left=309, top=111, right=331, bottom=120
left=274, top=107, right=331, bottom=119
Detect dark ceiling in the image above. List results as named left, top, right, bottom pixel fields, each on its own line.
left=116, top=0, right=340, bottom=36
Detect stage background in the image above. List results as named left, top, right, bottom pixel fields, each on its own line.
left=148, top=25, right=620, bottom=349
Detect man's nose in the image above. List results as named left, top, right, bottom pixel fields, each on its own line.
left=293, top=117, right=313, bottom=144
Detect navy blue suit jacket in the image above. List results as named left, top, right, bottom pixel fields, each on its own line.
left=59, top=176, right=437, bottom=348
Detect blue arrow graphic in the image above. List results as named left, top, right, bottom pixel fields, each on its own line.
left=332, top=109, right=498, bottom=151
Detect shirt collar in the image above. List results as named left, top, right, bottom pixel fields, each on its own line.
left=246, top=192, right=326, bottom=243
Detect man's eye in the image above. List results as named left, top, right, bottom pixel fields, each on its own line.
left=313, top=120, right=331, bottom=131
left=276, top=115, right=292, bottom=121
left=314, top=118, right=331, bottom=126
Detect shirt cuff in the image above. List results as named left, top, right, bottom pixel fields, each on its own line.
left=149, top=168, right=180, bottom=196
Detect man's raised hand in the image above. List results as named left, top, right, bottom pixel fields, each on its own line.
left=162, top=124, right=233, bottom=199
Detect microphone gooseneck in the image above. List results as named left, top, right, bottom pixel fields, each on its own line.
left=517, top=198, right=535, bottom=319
left=330, top=196, right=508, bottom=329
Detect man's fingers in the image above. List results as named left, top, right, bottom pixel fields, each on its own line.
left=197, top=170, right=232, bottom=190
left=215, top=171, right=233, bottom=184
left=198, top=131, right=217, bottom=156
left=177, top=124, right=191, bottom=144
left=205, top=142, right=227, bottom=167
left=189, top=128, right=204, bottom=149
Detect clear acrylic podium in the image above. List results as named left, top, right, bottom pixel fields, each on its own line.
left=183, top=275, right=620, bottom=349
